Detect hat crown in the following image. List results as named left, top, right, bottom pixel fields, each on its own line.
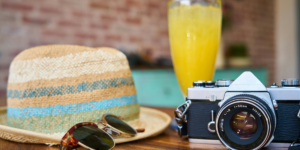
left=6, top=45, right=139, bottom=134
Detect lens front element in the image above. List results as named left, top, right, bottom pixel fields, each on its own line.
left=216, top=95, right=276, bottom=150
left=230, top=111, right=258, bottom=138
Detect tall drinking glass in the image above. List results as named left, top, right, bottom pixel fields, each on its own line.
left=168, top=0, right=222, bottom=96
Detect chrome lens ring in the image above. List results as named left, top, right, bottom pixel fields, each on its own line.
left=216, top=95, right=275, bottom=150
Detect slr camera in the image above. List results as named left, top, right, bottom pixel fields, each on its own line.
left=175, top=71, right=300, bottom=149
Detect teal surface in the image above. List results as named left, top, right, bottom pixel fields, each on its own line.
left=132, top=70, right=183, bottom=108
left=132, top=68, right=267, bottom=107
left=214, top=68, right=268, bottom=85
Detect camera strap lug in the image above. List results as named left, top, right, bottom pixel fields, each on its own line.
left=174, top=100, right=191, bottom=137
left=297, top=110, right=300, bottom=119
left=272, top=100, right=278, bottom=110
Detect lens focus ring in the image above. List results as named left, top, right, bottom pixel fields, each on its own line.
left=215, top=95, right=275, bottom=150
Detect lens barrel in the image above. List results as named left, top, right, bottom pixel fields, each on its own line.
left=216, top=95, right=276, bottom=150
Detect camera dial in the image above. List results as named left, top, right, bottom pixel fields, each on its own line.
left=193, top=81, right=205, bottom=87
left=281, top=79, right=300, bottom=87
left=269, top=83, right=279, bottom=88
left=215, top=79, right=234, bottom=87
left=205, top=81, right=215, bottom=88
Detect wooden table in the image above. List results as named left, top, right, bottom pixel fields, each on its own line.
left=0, top=107, right=287, bottom=150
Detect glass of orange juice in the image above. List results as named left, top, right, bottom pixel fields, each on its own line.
left=168, top=0, right=222, bottom=96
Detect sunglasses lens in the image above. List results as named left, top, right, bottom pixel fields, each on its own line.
left=73, top=125, right=114, bottom=150
left=105, top=115, right=137, bottom=135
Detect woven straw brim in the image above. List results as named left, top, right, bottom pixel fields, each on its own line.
left=0, top=106, right=171, bottom=145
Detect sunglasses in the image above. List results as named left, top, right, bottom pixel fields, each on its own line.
left=60, top=114, right=145, bottom=150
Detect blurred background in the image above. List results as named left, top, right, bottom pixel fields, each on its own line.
left=0, top=0, right=298, bottom=107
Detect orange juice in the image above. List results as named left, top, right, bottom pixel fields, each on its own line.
left=168, top=2, right=222, bottom=96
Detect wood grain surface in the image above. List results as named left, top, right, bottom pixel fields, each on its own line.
left=0, top=107, right=287, bottom=150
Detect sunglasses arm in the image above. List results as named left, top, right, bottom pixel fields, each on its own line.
left=136, top=128, right=145, bottom=133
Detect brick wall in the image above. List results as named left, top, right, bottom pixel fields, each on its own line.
left=221, top=0, right=276, bottom=84
left=0, top=0, right=275, bottom=104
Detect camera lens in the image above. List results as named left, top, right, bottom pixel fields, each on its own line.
left=230, top=111, right=257, bottom=138
left=216, top=94, right=276, bottom=150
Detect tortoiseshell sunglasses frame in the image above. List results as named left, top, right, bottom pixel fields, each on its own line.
left=60, top=114, right=144, bottom=150
left=60, top=122, right=115, bottom=150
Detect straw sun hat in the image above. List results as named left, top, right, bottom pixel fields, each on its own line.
left=0, top=45, right=171, bottom=145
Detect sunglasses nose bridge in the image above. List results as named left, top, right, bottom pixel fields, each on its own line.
left=95, top=119, right=103, bottom=125
left=102, top=126, right=121, bottom=137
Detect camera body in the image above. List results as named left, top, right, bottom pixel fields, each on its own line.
left=186, top=71, right=300, bottom=149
